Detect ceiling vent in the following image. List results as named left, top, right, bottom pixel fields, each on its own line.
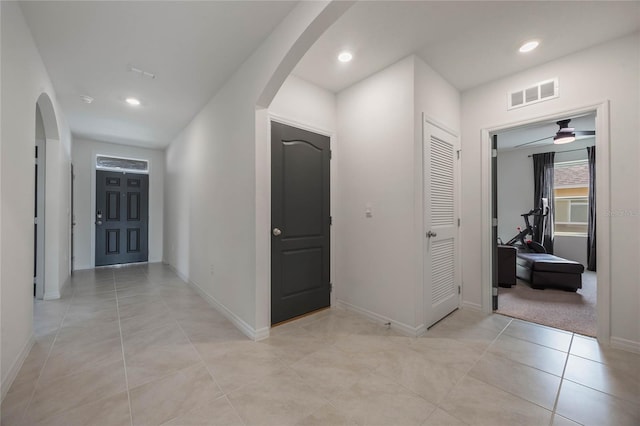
left=508, top=78, right=558, bottom=110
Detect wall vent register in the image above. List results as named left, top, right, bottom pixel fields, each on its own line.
left=508, top=78, right=558, bottom=110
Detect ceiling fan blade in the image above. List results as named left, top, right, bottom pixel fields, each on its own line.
left=574, top=130, right=596, bottom=136
left=513, top=135, right=553, bottom=148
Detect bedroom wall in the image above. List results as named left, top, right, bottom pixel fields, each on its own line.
left=72, top=138, right=165, bottom=270
left=461, top=33, right=640, bottom=348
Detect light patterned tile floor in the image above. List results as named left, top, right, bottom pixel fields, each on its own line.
left=1, top=263, right=639, bottom=426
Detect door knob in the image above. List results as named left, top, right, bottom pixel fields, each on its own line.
left=426, top=230, right=437, bottom=238
left=96, top=220, right=103, bottom=226
left=272, top=228, right=282, bottom=237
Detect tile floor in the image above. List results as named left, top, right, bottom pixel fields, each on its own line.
left=1, top=263, right=638, bottom=426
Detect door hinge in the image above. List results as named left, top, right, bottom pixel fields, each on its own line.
left=329, top=216, right=333, bottom=226
left=458, top=285, right=461, bottom=294
left=329, top=150, right=332, bottom=160
left=457, top=218, right=461, bottom=227
left=329, top=283, right=333, bottom=292
left=456, top=150, right=461, bottom=160
left=492, top=217, right=498, bottom=227
left=492, top=149, right=498, bottom=158
left=34, top=217, right=38, bottom=225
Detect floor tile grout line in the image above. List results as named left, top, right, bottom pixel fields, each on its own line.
left=114, top=271, right=135, bottom=426
left=549, top=333, right=575, bottom=425
left=17, top=275, right=79, bottom=425
left=162, top=289, right=249, bottom=426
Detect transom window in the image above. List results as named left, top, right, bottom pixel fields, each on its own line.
left=96, top=155, right=148, bottom=173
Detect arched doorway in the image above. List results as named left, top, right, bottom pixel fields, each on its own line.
left=34, top=93, right=60, bottom=299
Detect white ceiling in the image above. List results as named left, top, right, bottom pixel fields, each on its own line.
left=293, top=1, right=640, bottom=93
left=20, top=1, right=297, bottom=149
left=20, top=1, right=639, bottom=149
left=496, top=113, right=596, bottom=151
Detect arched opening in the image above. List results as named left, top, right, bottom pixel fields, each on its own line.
left=34, top=93, right=60, bottom=300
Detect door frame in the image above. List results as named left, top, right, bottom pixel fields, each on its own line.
left=264, top=113, right=337, bottom=329
left=422, top=116, right=462, bottom=329
left=90, top=152, right=152, bottom=267
left=480, top=101, right=611, bottom=343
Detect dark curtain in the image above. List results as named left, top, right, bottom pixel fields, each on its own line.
left=587, top=146, right=597, bottom=271
left=532, top=152, right=555, bottom=254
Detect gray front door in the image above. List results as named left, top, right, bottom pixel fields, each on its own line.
left=271, top=122, right=331, bottom=325
left=95, top=170, right=149, bottom=266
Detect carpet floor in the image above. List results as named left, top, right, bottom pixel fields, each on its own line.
left=496, top=270, right=596, bottom=337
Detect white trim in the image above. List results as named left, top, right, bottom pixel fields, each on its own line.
left=168, top=264, right=268, bottom=341
left=480, top=101, right=611, bottom=345
left=610, top=337, right=640, bottom=354
left=461, top=301, right=483, bottom=311
left=423, top=114, right=459, bottom=138
left=43, top=290, right=61, bottom=300
left=1, top=334, right=35, bottom=401
left=336, top=300, right=426, bottom=337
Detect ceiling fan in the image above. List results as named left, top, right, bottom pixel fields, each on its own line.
left=514, top=119, right=596, bottom=148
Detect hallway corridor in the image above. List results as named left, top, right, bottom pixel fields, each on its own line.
left=1, top=264, right=638, bottom=426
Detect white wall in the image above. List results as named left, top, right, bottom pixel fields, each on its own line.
left=164, top=1, right=352, bottom=339
left=335, top=55, right=460, bottom=333
left=1, top=2, right=72, bottom=396
left=461, top=33, right=640, bottom=346
left=72, top=138, right=164, bottom=270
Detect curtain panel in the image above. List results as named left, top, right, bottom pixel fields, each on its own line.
left=587, top=146, right=597, bottom=271
left=532, top=152, right=555, bottom=254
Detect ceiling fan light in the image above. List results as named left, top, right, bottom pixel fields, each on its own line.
left=553, top=133, right=576, bottom=144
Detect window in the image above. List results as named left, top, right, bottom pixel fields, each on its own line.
left=96, top=155, right=148, bottom=173
left=554, top=159, right=589, bottom=236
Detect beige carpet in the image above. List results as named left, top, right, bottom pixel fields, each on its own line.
left=496, top=271, right=596, bottom=337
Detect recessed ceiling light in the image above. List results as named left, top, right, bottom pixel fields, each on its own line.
left=125, top=97, right=141, bottom=106
left=338, top=51, right=353, bottom=63
left=519, top=40, right=540, bottom=53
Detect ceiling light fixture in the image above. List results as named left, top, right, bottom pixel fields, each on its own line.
left=519, top=40, right=539, bottom=53
left=80, top=95, right=94, bottom=104
left=338, top=51, right=353, bottom=63
left=125, top=97, right=141, bottom=106
left=553, top=119, right=576, bottom=144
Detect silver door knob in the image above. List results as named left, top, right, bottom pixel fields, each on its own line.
left=272, top=228, right=282, bottom=237
left=96, top=220, right=103, bottom=226
left=426, top=230, right=437, bottom=238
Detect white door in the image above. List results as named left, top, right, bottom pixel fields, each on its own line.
left=424, top=120, right=460, bottom=328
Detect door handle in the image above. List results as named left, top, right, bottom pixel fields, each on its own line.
left=426, top=230, right=437, bottom=238
left=96, top=221, right=102, bottom=226
left=272, top=228, right=282, bottom=237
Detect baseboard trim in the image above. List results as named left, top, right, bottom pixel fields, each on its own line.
left=165, top=263, right=267, bottom=341
left=336, top=300, right=424, bottom=337
left=610, top=337, right=640, bottom=354
left=1, top=333, right=35, bottom=401
left=43, top=290, right=60, bottom=300
left=461, top=301, right=482, bottom=311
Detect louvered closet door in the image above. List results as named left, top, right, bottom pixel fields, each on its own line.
left=424, top=120, right=460, bottom=328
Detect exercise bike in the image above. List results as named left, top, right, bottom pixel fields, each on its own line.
left=502, top=205, right=548, bottom=253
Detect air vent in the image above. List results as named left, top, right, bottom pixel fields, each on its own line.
left=508, top=78, right=558, bottom=110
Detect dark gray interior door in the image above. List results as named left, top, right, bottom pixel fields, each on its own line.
left=271, top=122, right=330, bottom=325
left=96, top=170, right=149, bottom=266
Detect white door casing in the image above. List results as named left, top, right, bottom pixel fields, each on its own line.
left=424, top=119, right=460, bottom=328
